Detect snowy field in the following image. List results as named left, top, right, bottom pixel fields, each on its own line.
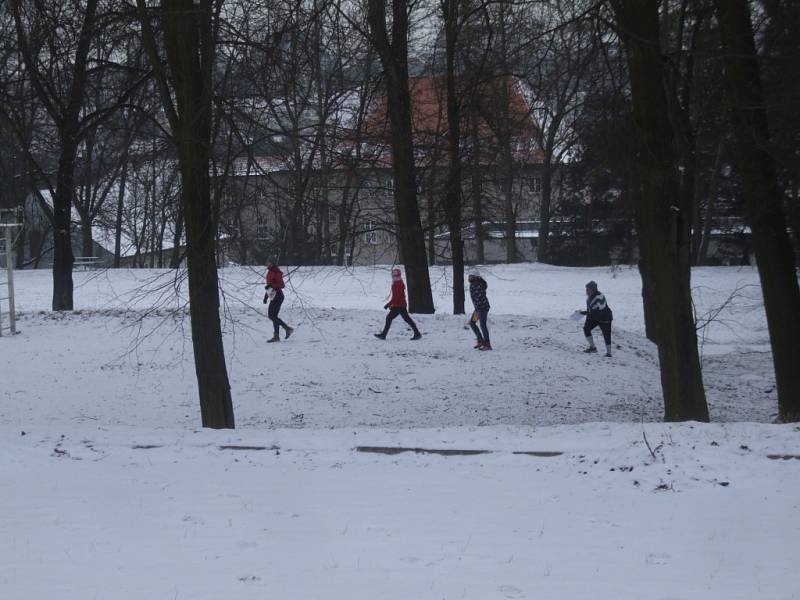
left=2, top=264, right=799, bottom=599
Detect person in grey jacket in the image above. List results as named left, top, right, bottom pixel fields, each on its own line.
left=580, top=280, right=613, bottom=357
left=468, top=269, right=491, bottom=350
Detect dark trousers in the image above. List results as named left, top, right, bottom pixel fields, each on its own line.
left=584, top=317, right=611, bottom=345
left=268, top=289, right=288, bottom=336
left=382, top=307, right=420, bottom=336
left=469, top=309, right=490, bottom=344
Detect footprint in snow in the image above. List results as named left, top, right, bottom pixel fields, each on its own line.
left=498, top=584, right=525, bottom=598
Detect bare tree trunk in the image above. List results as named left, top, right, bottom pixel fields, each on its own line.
left=114, top=149, right=129, bottom=268
left=442, top=0, right=465, bottom=314
left=470, top=118, right=485, bottom=264
left=81, top=214, right=93, bottom=258
left=714, top=0, right=800, bottom=421
left=367, top=0, right=434, bottom=313
left=170, top=204, right=183, bottom=268
left=787, top=181, right=800, bottom=256
left=15, top=226, right=26, bottom=269
left=79, top=135, right=95, bottom=258
left=537, top=158, right=553, bottom=263
left=689, top=131, right=704, bottom=265
left=584, top=190, right=593, bottom=265
left=612, top=0, right=709, bottom=422
left=51, top=140, right=77, bottom=310
left=697, top=137, right=724, bottom=265
left=138, top=0, right=234, bottom=428
left=500, top=136, right=517, bottom=263
left=426, top=191, right=436, bottom=266
left=667, top=7, right=702, bottom=266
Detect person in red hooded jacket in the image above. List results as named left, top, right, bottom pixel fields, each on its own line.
left=374, top=267, right=422, bottom=340
left=263, top=258, right=293, bottom=343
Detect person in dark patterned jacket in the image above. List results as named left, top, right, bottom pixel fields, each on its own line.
left=580, top=280, right=613, bottom=357
left=468, top=269, right=492, bottom=350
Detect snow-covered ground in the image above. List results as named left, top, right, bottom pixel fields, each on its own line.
left=2, top=264, right=798, bottom=599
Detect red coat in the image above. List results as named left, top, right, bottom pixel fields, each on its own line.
left=266, top=265, right=285, bottom=290
left=385, top=280, right=407, bottom=308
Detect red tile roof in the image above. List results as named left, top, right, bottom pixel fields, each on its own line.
left=363, top=74, right=544, bottom=166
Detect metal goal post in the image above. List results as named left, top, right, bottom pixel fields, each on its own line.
left=0, top=220, right=21, bottom=336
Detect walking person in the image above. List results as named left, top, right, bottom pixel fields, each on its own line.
left=374, top=267, right=422, bottom=340
left=263, top=258, right=293, bottom=343
left=579, top=280, right=613, bottom=357
left=468, top=269, right=491, bottom=350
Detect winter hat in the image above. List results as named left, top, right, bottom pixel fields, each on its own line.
left=468, top=268, right=480, bottom=280
left=391, top=267, right=402, bottom=281
left=585, top=280, right=598, bottom=291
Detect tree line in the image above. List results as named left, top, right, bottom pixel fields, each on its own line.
left=0, top=0, right=797, bottom=426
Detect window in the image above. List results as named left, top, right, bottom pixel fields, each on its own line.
left=328, top=205, right=338, bottom=225
left=330, top=243, right=351, bottom=258
left=256, top=215, right=270, bottom=240
left=386, top=178, right=394, bottom=196
left=529, top=176, right=542, bottom=194
left=364, top=220, right=379, bottom=245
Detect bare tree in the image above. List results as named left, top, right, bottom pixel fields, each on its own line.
left=713, top=0, right=800, bottom=422
left=9, top=0, right=101, bottom=309
left=611, top=0, right=709, bottom=422
left=137, top=0, right=234, bottom=429
left=530, top=3, right=597, bottom=264
left=9, top=0, right=146, bottom=300
left=439, top=0, right=469, bottom=313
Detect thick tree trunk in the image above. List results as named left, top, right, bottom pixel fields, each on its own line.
left=367, top=0, right=434, bottom=313
left=787, top=183, right=800, bottom=257
left=714, top=0, right=800, bottom=421
left=612, top=0, right=709, bottom=422
left=669, top=10, right=702, bottom=266
left=152, top=0, right=234, bottom=428
left=52, top=140, right=77, bottom=310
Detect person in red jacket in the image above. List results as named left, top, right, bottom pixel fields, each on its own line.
left=374, top=267, right=422, bottom=340
left=263, top=258, right=293, bottom=343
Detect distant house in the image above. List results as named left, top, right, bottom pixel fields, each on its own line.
left=223, top=75, right=556, bottom=266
